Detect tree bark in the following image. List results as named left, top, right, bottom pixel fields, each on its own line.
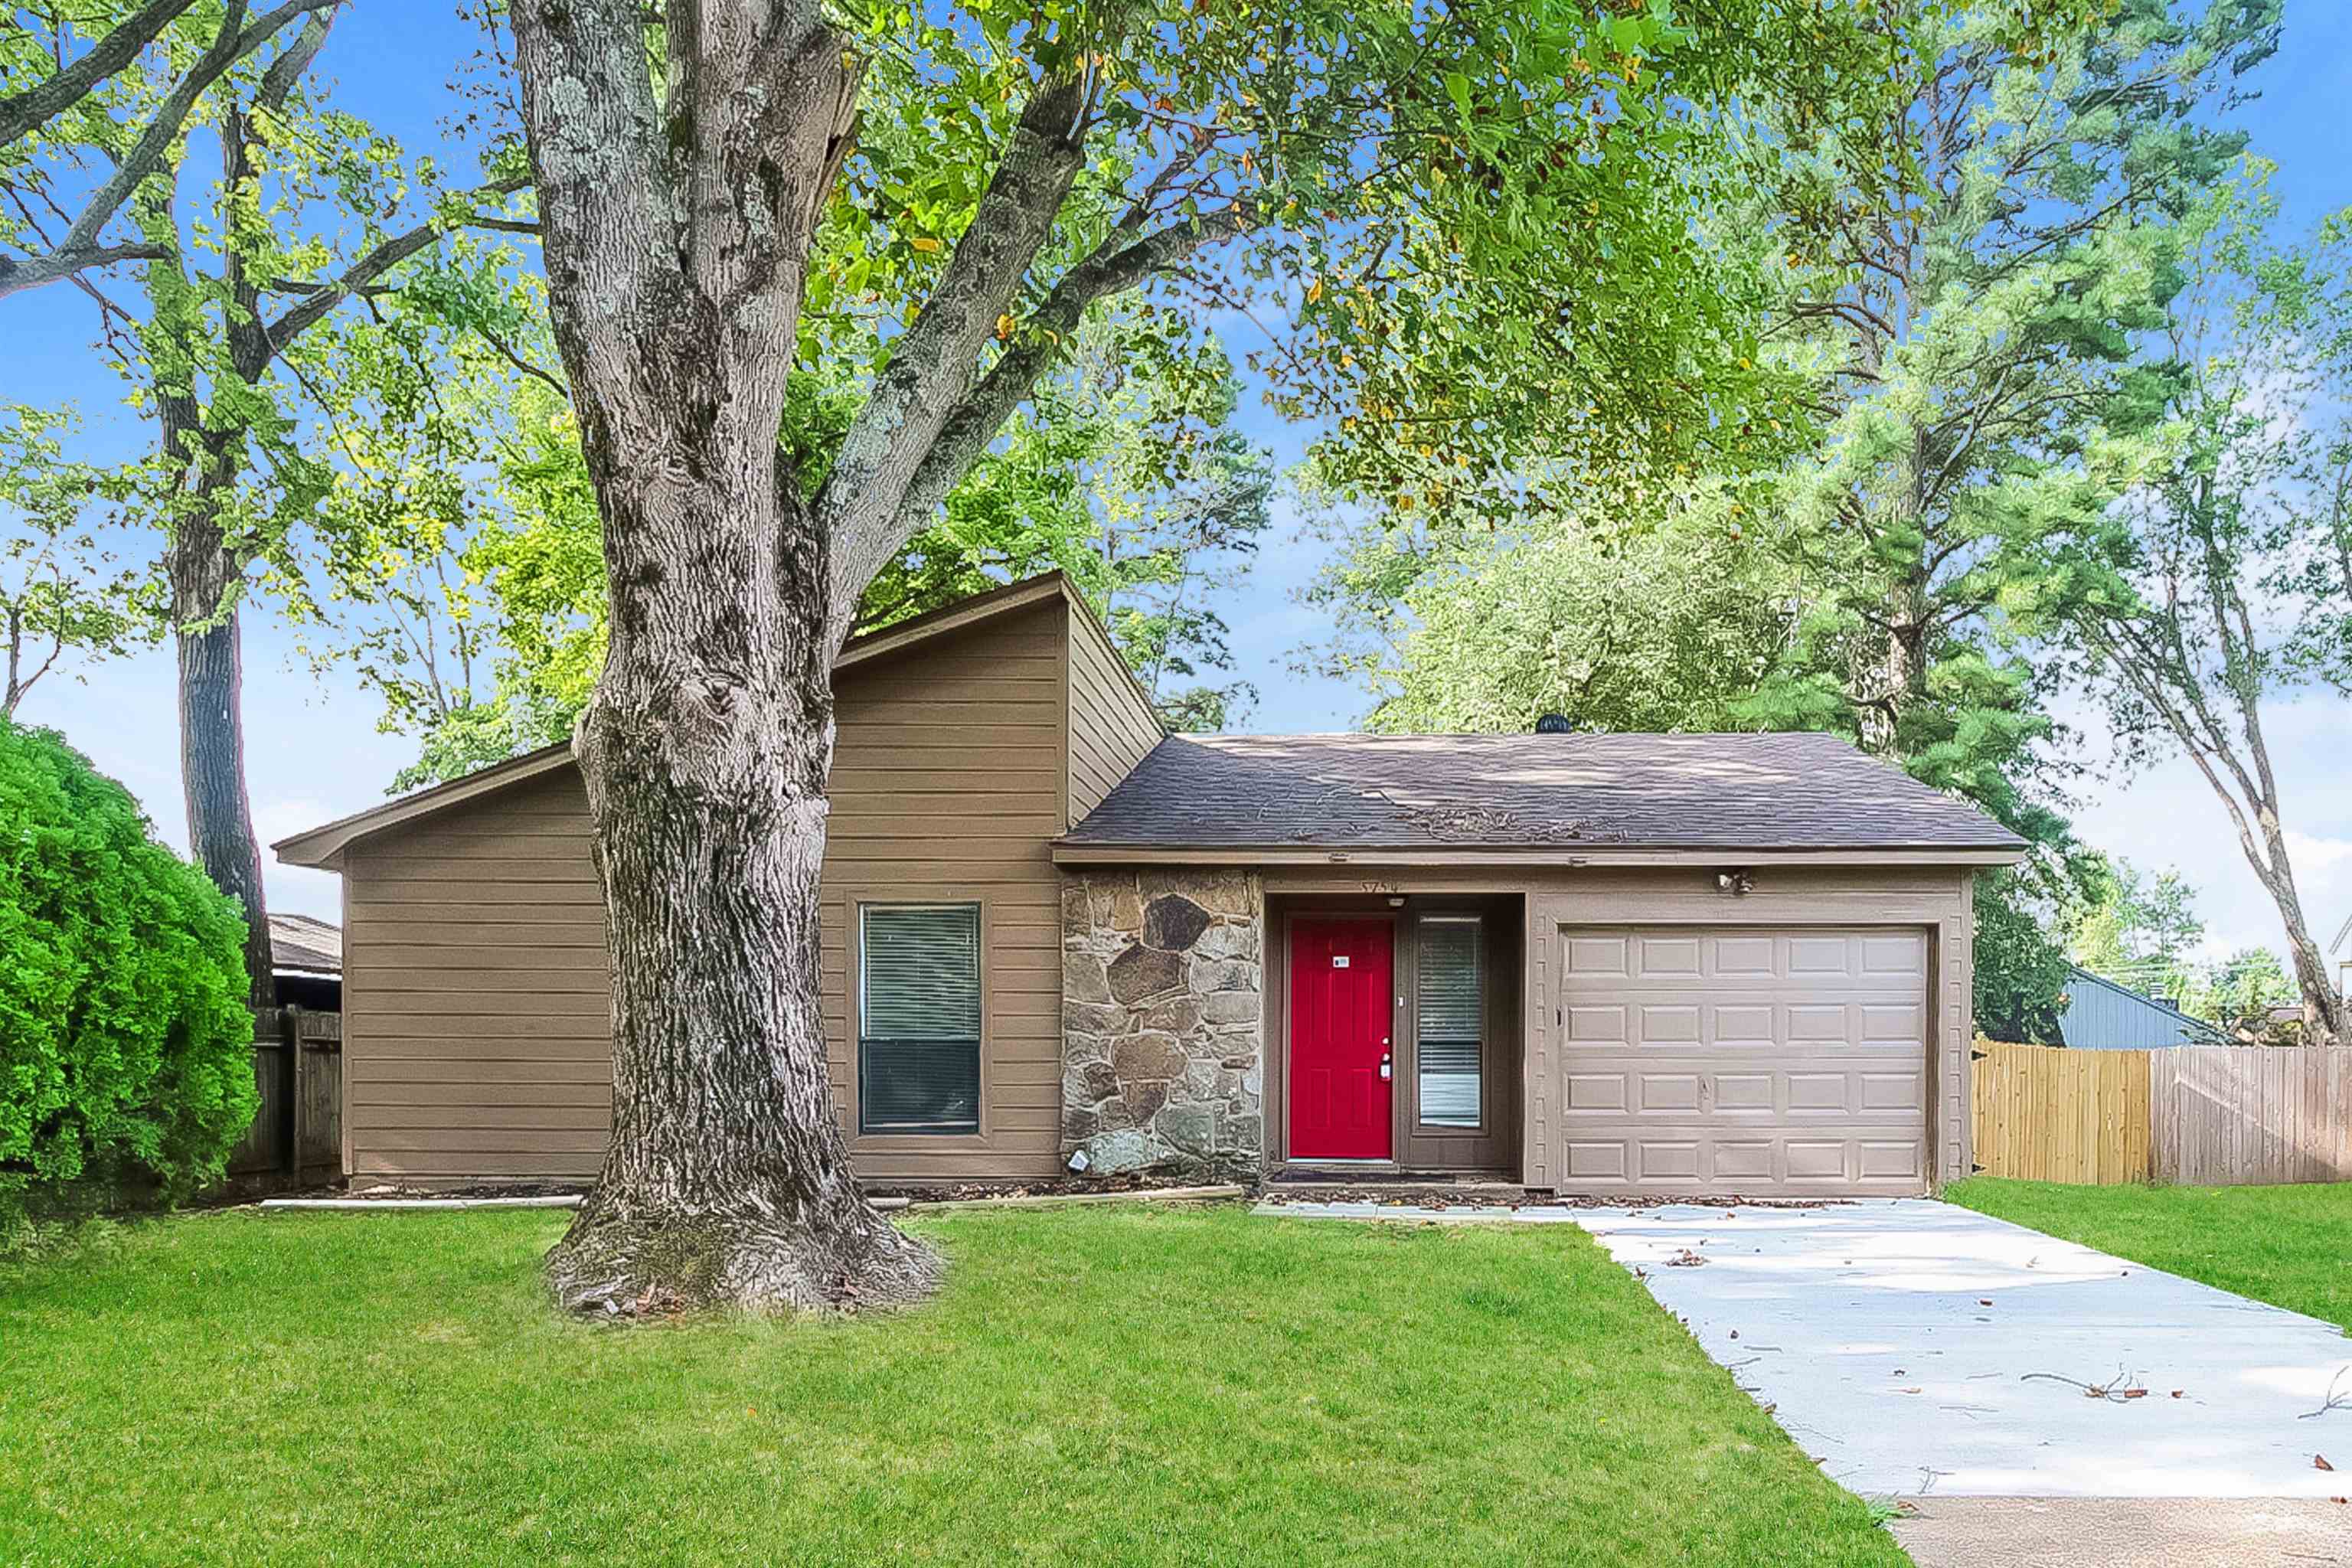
left=547, top=472, right=937, bottom=1314
left=167, top=521, right=275, bottom=1010
left=513, top=0, right=938, bottom=1315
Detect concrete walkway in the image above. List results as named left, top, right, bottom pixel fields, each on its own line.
left=1889, top=1496, right=2351, bottom=1566
left=1566, top=1200, right=2352, bottom=1499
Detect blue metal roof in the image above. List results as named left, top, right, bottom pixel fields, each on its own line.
left=2054, top=965, right=2228, bottom=1049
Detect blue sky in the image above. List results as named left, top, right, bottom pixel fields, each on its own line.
left=6, top=2, right=2350, bottom=982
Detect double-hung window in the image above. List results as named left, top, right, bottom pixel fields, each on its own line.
left=1416, top=916, right=1484, bottom=1129
left=859, top=903, right=982, bottom=1135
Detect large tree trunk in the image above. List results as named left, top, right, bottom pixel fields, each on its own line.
left=168, top=524, right=275, bottom=1011
left=514, top=0, right=938, bottom=1315
left=543, top=466, right=940, bottom=1315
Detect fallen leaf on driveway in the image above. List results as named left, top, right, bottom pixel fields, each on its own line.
left=2317, top=1455, right=2334, bottom=1472
left=1978, top=1298, right=1993, bottom=1306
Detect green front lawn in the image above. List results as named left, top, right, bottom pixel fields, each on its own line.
left=0, top=1205, right=1901, bottom=1567
left=1946, top=1178, right=2352, bottom=1331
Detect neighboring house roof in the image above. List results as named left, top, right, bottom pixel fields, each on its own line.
left=2054, top=964, right=2226, bottom=1050
left=1054, top=731, right=2027, bottom=861
left=270, top=912, right=343, bottom=977
left=275, top=572, right=1116, bottom=870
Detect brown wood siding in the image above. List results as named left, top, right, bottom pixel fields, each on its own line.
left=341, top=599, right=1074, bottom=1185
left=1063, top=599, right=1162, bottom=825
left=342, top=766, right=609, bottom=1181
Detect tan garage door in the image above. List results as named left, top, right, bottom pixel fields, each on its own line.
left=1554, top=925, right=1930, bottom=1196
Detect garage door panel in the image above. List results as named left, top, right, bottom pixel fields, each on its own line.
left=1540, top=1131, right=1926, bottom=1190
left=1713, top=1073, right=1775, bottom=1111
left=1639, top=1073, right=1702, bottom=1112
left=1786, top=1072, right=1850, bottom=1112
left=1638, top=1004, right=1701, bottom=1045
left=1860, top=1140, right=1924, bottom=1178
left=1566, top=936, right=1630, bottom=976
left=1636, top=936, right=1704, bottom=975
left=1861, top=933, right=1928, bottom=975
left=1567, top=1004, right=1627, bottom=1040
left=1553, top=923, right=1930, bottom=1197
left=1564, top=1142, right=1628, bottom=1180
left=1786, top=936, right=1853, bottom=975
left=1636, top=1142, right=1700, bottom=1181
left=1860, top=1003, right=1926, bottom=1044
left=1860, top=1071, right=1925, bottom=1111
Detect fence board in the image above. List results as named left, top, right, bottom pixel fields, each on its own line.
left=220, top=1007, right=341, bottom=1193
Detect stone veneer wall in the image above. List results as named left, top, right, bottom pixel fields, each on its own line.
left=1060, top=870, right=1264, bottom=1175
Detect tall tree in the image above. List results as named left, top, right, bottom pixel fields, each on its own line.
left=1307, top=0, right=2279, bottom=1040
left=1324, top=480, right=1795, bottom=735
left=0, top=402, right=149, bottom=715
left=2070, top=172, right=2352, bottom=1044
left=501, top=0, right=1893, bottom=1312
left=2063, top=858, right=2206, bottom=1001
left=867, top=306, right=1276, bottom=730
left=3, top=2, right=524, bottom=1004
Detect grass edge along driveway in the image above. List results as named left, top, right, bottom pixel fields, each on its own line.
left=1946, top=1177, right=2352, bottom=1332
left=0, top=1204, right=1905, bottom=1566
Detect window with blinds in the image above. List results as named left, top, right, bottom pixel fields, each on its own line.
left=859, top=903, right=982, bottom=1134
left=1416, top=916, right=1483, bottom=1129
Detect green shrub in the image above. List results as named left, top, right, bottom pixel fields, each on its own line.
left=0, top=721, right=255, bottom=1224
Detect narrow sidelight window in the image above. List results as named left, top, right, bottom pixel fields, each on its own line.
left=860, top=903, right=982, bottom=1134
left=1417, top=916, right=1484, bottom=1128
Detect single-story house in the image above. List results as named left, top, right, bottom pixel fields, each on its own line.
left=2053, top=964, right=2226, bottom=1049
left=276, top=573, right=2025, bottom=1197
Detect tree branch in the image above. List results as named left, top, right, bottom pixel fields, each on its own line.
left=0, top=0, right=201, bottom=147
left=815, top=69, right=1096, bottom=606
left=261, top=174, right=529, bottom=353
left=853, top=203, right=1257, bottom=624
left=0, top=0, right=344, bottom=301
left=0, top=241, right=170, bottom=292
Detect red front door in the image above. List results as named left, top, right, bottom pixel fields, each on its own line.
left=1289, top=917, right=1394, bottom=1159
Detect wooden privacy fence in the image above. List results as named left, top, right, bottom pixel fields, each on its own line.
left=1971, top=1040, right=2352, bottom=1186
left=1971, top=1040, right=2152, bottom=1184
left=223, top=1006, right=342, bottom=1193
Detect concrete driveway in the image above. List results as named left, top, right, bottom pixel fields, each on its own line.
left=1570, top=1200, right=2352, bottom=1500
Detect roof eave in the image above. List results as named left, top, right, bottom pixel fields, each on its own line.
left=1048, top=841, right=2030, bottom=868
left=273, top=743, right=576, bottom=869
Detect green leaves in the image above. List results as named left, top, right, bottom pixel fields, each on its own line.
left=0, top=403, right=152, bottom=714
left=0, top=720, right=254, bottom=1221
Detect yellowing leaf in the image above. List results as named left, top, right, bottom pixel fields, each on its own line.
left=910, top=237, right=942, bottom=254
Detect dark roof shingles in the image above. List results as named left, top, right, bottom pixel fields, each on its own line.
left=270, top=913, right=343, bottom=973
left=1060, top=732, right=2024, bottom=851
